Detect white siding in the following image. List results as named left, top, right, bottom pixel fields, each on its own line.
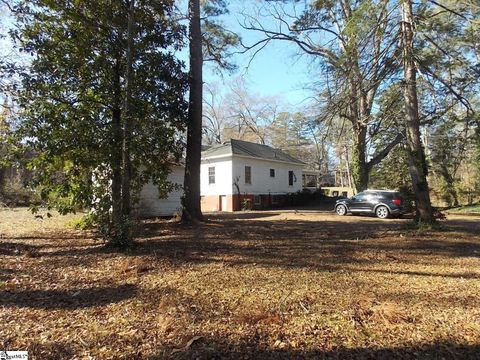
left=232, top=156, right=303, bottom=194
left=200, top=157, right=233, bottom=195
left=137, top=165, right=184, bottom=217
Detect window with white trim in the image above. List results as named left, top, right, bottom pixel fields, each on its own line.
left=245, top=166, right=252, bottom=184
left=208, top=167, right=215, bottom=184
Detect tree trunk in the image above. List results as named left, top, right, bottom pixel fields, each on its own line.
left=401, top=0, right=434, bottom=224
left=111, top=106, right=123, bottom=232
left=111, top=59, right=124, bottom=243
left=182, top=0, right=203, bottom=222
left=344, top=145, right=353, bottom=189
left=351, top=125, right=369, bottom=192
left=121, top=0, right=135, bottom=221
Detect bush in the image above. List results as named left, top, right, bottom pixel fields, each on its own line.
left=241, top=198, right=252, bottom=210
left=287, top=189, right=321, bottom=206
left=68, top=212, right=97, bottom=230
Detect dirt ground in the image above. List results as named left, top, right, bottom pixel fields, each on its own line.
left=1, top=207, right=480, bottom=359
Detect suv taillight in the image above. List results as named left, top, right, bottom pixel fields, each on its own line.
left=392, top=199, right=401, bottom=206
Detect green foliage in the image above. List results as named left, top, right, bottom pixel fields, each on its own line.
left=201, top=1, right=240, bottom=72
left=6, top=0, right=187, bottom=245
left=68, top=212, right=97, bottom=230
left=370, top=145, right=411, bottom=192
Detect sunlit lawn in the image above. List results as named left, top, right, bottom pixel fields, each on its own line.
left=448, top=204, right=480, bottom=214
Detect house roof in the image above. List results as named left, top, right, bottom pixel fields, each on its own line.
left=202, top=139, right=305, bottom=165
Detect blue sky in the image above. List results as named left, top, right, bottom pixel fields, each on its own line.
left=207, top=40, right=314, bottom=107
left=1, top=1, right=316, bottom=109
left=203, top=1, right=316, bottom=109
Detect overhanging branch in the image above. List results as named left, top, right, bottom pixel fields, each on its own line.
left=367, top=131, right=405, bottom=170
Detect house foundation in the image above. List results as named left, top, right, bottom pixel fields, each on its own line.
left=201, top=193, right=295, bottom=212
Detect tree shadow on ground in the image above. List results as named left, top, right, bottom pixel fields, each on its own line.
left=3, top=213, right=479, bottom=279
left=442, top=217, right=480, bottom=234
left=0, top=241, right=39, bottom=255
left=0, top=267, right=15, bottom=281
left=148, top=338, right=480, bottom=360
left=0, top=284, right=137, bottom=310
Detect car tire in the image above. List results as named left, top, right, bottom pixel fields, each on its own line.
left=375, top=205, right=389, bottom=219
left=336, top=204, right=347, bottom=216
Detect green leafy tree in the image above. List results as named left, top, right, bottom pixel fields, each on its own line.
left=7, top=0, right=187, bottom=246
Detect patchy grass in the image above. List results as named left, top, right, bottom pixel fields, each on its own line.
left=448, top=204, right=480, bottom=215
left=1, top=209, right=480, bottom=359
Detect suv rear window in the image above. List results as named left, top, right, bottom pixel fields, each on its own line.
left=381, top=192, right=401, bottom=199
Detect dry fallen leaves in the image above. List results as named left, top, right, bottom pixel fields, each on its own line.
left=1, top=209, right=479, bottom=359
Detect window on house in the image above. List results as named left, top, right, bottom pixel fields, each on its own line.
left=288, top=171, right=294, bottom=186
left=305, top=175, right=317, bottom=187
left=245, top=166, right=252, bottom=184
left=270, top=169, right=275, bottom=177
left=254, top=195, right=261, bottom=205
left=208, top=167, right=215, bottom=184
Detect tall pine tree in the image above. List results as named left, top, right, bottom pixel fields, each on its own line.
left=182, top=0, right=239, bottom=222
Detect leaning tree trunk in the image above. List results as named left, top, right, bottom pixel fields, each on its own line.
left=401, top=0, right=434, bottom=224
left=182, top=0, right=203, bottom=222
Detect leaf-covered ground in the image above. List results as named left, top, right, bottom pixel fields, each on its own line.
left=1, top=208, right=480, bottom=359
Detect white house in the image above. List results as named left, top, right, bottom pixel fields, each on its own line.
left=136, top=139, right=306, bottom=216
left=136, top=164, right=184, bottom=217
left=200, top=139, right=305, bottom=212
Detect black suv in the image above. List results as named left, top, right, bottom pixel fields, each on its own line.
left=334, top=190, right=404, bottom=218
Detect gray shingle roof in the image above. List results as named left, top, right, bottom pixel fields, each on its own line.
left=202, top=139, right=305, bottom=165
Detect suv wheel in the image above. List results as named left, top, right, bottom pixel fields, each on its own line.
left=336, top=204, right=347, bottom=216
left=375, top=205, right=389, bottom=219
